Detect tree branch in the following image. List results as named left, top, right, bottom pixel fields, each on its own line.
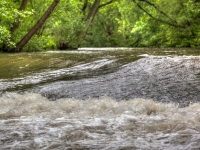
left=133, top=0, right=184, bottom=28
left=99, top=0, right=113, bottom=9
left=142, top=0, right=177, bottom=23
left=82, top=0, right=88, bottom=15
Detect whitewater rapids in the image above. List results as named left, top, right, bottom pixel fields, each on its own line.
left=0, top=93, right=200, bottom=149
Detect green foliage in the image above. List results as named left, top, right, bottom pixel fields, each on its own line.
left=22, top=35, right=49, bottom=52
left=0, top=0, right=18, bottom=50
left=0, top=26, right=15, bottom=49
left=46, top=38, right=57, bottom=50
left=0, top=0, right=34, bottom=51
left=1, top=0, right=200, bottom=52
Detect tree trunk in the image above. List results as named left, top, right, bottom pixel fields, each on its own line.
left=82, top=0, right=100, bottom=39
left=10, top=0, right=29, bottom=34
left=81, top=0, right=88, bottom=16
left=81, top=0, right=114, bottom=40
left=15, top=0, right=60, bottom=51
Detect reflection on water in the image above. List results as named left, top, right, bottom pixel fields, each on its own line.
left=0, top=48, right=199, bottom=79
left=0, top=93, right=200, bottom=149
left=0, top=50, right=102, bottom=79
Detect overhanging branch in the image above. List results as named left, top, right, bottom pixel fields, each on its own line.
left=133, top=0, right=184, bottom=28
left=143, top=0, right=177, bottom=23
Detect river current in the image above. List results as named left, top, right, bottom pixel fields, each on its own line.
left=0, top=48, right=200, bottom=149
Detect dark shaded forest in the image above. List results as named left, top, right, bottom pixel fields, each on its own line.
left=1, top=0, right=200, bottom=52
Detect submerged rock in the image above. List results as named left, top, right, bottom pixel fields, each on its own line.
left=32, top=56, right=200, bottom=107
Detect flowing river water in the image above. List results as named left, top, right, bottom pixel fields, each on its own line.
left=0, top=48, right=200, bottom=149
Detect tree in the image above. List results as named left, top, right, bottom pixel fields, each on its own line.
left=0, top=0, right=23, bottom=50
left=10, top=0, right=29, bottom=34
left=1, top=0, right=200, bottom=52
left=82, top=0, right=100, bottom=40
left=15, top=0, right=60, bottom=51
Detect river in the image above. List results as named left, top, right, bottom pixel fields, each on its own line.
left=0, top=48, right=200, bottom=149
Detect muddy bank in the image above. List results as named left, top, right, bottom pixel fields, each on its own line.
left=31, top=56, right=200, bottom=107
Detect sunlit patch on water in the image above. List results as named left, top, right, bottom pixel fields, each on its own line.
left=0, top=93, right=200, bottom=149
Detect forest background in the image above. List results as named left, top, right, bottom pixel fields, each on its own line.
left=1, top=0, right=200, bottom=52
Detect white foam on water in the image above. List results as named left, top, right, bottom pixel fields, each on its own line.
left=78, top=47, right=134, bottom=51
left=0, top=93, right=200, bottom=149
left=138, top=54, right=149, bottom=57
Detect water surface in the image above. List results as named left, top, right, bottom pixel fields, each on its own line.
left=0, top=93, right=200, bottom=149
left=0, top=48, right=200, bottom=149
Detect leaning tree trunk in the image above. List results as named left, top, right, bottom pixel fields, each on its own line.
left=15, top=0, right=60, bottom=51
left=10, top=0, right=29, bottom=34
